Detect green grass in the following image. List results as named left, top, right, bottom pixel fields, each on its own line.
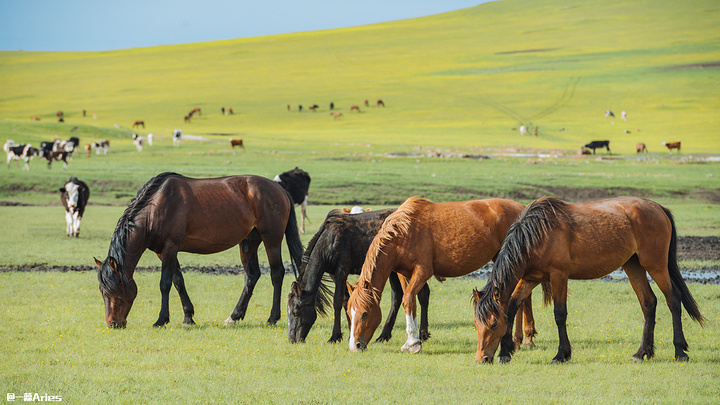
left=0, top=272, right=717, bottom=403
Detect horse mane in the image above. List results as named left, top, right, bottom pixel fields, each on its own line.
left=295, top=210, right=339, bottom=316
left=475, top=196, right=571, bottom=326
left=98, top=172, right=182, bottom=295
left=355, top=197, right=429, bottom=307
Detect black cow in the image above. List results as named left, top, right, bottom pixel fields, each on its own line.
left=274, top=167, right=311, bottom=233
left=287, top=208, right=432, bottom=344
left=583, top=140, right=611, bottom=154
left=4, top=141, right=39, bottom=170
left=59, top=177, right=90, bottom=237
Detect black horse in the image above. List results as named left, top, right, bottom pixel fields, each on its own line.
left=288, top=208, right=431, bottom=343
left=95, top=172, right=303, bottom=328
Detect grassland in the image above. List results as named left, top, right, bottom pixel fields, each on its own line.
left=1, top=0, right=720, bottom=403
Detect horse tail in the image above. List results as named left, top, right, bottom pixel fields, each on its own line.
left=283, top=191, right=304, bottom=279
left=662, top=206, right=704, bottom=325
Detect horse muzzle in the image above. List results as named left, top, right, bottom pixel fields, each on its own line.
left=108, top=320, right=127, bottom=329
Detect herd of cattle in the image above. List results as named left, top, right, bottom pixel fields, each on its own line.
left=4, top=137, right=87, bottom=170
left=581, top=139, right=681, bottom=155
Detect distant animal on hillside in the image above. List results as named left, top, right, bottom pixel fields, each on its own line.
left=331, top=112, right=343, bottom=119
left=621, top=111, right=627, bottom=121
left=188, top=107, right=201, bottom=117
left=519, top=125, right=528, bottom=136
left=350, top=105, right=361, bottom=113
left=132, top=120, right=145, bottom=129
left=147, top=133, right=153, bottom=146
left=173, top=129, right=182, bottom=146
left=132, top=134, right=144, bottom=152
left=31, top=116, right=41, bottom=121
left=309, top=104, right=319, bottom=111
left=184, top=115, right=191, bottom=123
left=636, top=143, right=648, bottom=153
left=377, top=99, right=385, bottom=107
left=579, top=148, right=592, bottom=155
left=84, top=143, right=92, bottom=157
left=662, top=140, right=681, bottom=154
left=57, top=110, right=64, bottom=118
left=5, top=141, right=39, bottom=170
left=229, top=138, right=244, bottom=150
left=274, top=167, right=311, bottom=234
left=39, top=140, right=70, bottom=169
left=93, top=139, right=110, bottom=155
left=59, top=177, right=89, bottom=237
left=583, top=140, right=611, bottom=154
left=605, top=110, right=615, bottom=118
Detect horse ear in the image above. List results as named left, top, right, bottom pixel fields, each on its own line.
left=492, top=289, right=502, bottom=303
left=345, top=281, right=355, bottom=294
left=471, top=288, right=481, bottom=304
left=93, top=257, right=103, bottom=269
left=109, top=257, right=118, bottom=273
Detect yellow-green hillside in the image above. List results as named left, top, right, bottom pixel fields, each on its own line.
left=1, top=0, right=719, bottom=153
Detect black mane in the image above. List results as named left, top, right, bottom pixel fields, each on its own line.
left=98, top=172, right=182, bottom=295
left=475, top=197, right=571, bottom=324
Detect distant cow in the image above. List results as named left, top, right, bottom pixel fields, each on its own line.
left=132, top=133, right=144, bottom=152
left=636, top=143, right=648, bottom=153
left=84, top=143, right=92, bottom=157
left=39, top=141, right=70, bottom=169
left=229, top=138, right=244, bottom=150
left=93, top=139, right=110, bottom=155
left=583, top=140, right=611, bottom=154
left=519, top=125, right=528, bottom=136
left=59, top=177, right=89, bottom=237
left=173, top=129, right=182, bottom=146
left=274, top=167, right=311, bottom=233
left=662, top=140, right=681, bottom=154
left=5, top=141, right=39, bottom=170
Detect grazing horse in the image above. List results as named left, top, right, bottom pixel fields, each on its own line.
left=350, top=105, right=361, bottom=113
left=184, top=115, right=191, bottom=123
left=94, top=172, right=303, bottom=328
left=636, top=142, right=648, bottom=153
left=132, top=120, right=145, bottom=129
left=288, top=208, right=432, bottom=344
left=60, top=177, right=89, bottom=237
left=377, top=99, right=385, bottom=107
left=229, top=138, right=244, bottom=150
left=189, top=107, right=201, bottom=117
left=473, top=196, right=704, bottom=364
left=583, top=140, right=611, bottom=154
left=331, top=112, right=343, bottom=120
left=274, top=167, right=311, bottom=234
left=346, top=197, right=527, bottom=353
left=662, top=140, right=681, bottom=154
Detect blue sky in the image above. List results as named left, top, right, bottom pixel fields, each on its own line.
left=0, top=0, right=489, bottom=51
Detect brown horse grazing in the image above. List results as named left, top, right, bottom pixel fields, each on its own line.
left=132, top=120, right=145, bottom=128
left=346, top=197, right=527, bottom=353
left=350, top=105, right=361, bottom=113
left=94, top=172, right=303, bottom=329
left=473, top=196, right=704, bottom=364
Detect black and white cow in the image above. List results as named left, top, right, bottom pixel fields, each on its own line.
left=274, top=167, right=311, bottom=233
left=59, top=177, right=90, bottom=237
left=39, top=140, right=70, bottom=169
left=4, top=140, right=39, bottom=170
left=173, top=129, right=182, bottom=146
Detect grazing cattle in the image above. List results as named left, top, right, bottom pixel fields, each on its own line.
left=331, top=112, right=343, bottom=119
left=287, top=208, right=433, bottom=344
left=173, top=129, right=182, bottom=146
left=583, top=140, right=611, bottom=154
left=309, top=104, right=319, bottom=111
left=662, top=141, right=681, bottom=154
left=519, top=125, right=527, bottom=136
left=93, top=139, right=110, bottom=155
left=621, top=111, right=627, bottom=121
left=84, top=143, right=92, bottom=157
left=636, top=143, right=648, bottom=153
left=274, top=167, right=311, bottom=234
left=5, top=142, right=39, bottom=170
left=229, top=138, right=244, bottom=150
left=59, top=177, right=89, bottom=237
left=133, top=120, right=145, bottom=128
left=605, top=110, right=615, bottom=118
left=350, top=105, right=361, bottom=113
left=377, top=99, right=385, bottom=107
left=39, top=141, right=70, bottom=169
left=132, top=134, right=144, bottom=152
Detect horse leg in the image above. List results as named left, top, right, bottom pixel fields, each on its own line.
left=226, top=238, right=262, bottom=324
left=399, top=271, right=430, bottom=354
left=154, top=247, right=179, bottom=327
left=549, top=273, right=571, bottom=363
left=513, top=304, right=525, bottom=348
left=171, top=258, right=196, bottom=326
left=623, top=258, right=658, bottom=361
left=265, top=244, right=286, bottom=325
left=329, top=270, right=349, bottom=343
left=646, top=266, right=689, bottom=361
left=376, top=272, right=402, bottom=343
left=521, top=291, right=537, bottom=347
left=498, top=279, right=537, bottom=363
left=417, top=282, right=430, bottom=342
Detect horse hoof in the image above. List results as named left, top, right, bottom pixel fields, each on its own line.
left=498, top=356, right=512, bottom=364
left=675, top=355, right=689, bottom=362
left=224, top=316, right=236, bottom=326
left=408, top=343, right=422, bottom=354
left=631, top=355, right=644, bottom=362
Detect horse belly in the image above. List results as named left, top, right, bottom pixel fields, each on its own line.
left=181, top=216, right=254, bottom=254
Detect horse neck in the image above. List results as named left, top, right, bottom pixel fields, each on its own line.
left=298, top=252, right=328, bottom=297
left=360, top=248, right=396, bottom=300
left=116, top=224, right=148, bottom=280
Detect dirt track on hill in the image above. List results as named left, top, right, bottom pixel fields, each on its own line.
left=1, top=237, right=718, bottom=284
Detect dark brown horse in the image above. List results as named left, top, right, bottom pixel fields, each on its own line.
left=94, top=172, right=303, bottom=328
left=132, top=120, right=145, bottom=128
left=346, top=197, right=527, bottom=353
left=473, top=196, right=704, bottom=364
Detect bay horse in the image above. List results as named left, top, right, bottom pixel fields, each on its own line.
left=94, top=172, right=303, bottom=329
left=346, top=197, right=528, bottom=353
left=288, top=208, right=432, bottom=344
left=132, top=120, right=145, bottom=129
left=473, top=196, right=704, bottom=364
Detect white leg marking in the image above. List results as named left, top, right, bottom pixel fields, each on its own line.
left=401, top=314, right=422, bottom=353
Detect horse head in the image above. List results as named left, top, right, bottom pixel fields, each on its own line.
left=472, top=288, right=509, bottom=364
left=346, top=280, right=382, bottom=352
left=95, top=256, right=137, bottom=328
left=287, top=281, right=317, bottom=343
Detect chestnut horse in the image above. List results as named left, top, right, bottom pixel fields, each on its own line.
left=94, top=172, right=303, bottom=329
left=473, top=196, right=704, bottom=364
left=346, top=197, right=527, bottom=353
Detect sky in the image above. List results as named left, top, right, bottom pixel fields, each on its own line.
left=0, top=0, right=489, bottom=52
